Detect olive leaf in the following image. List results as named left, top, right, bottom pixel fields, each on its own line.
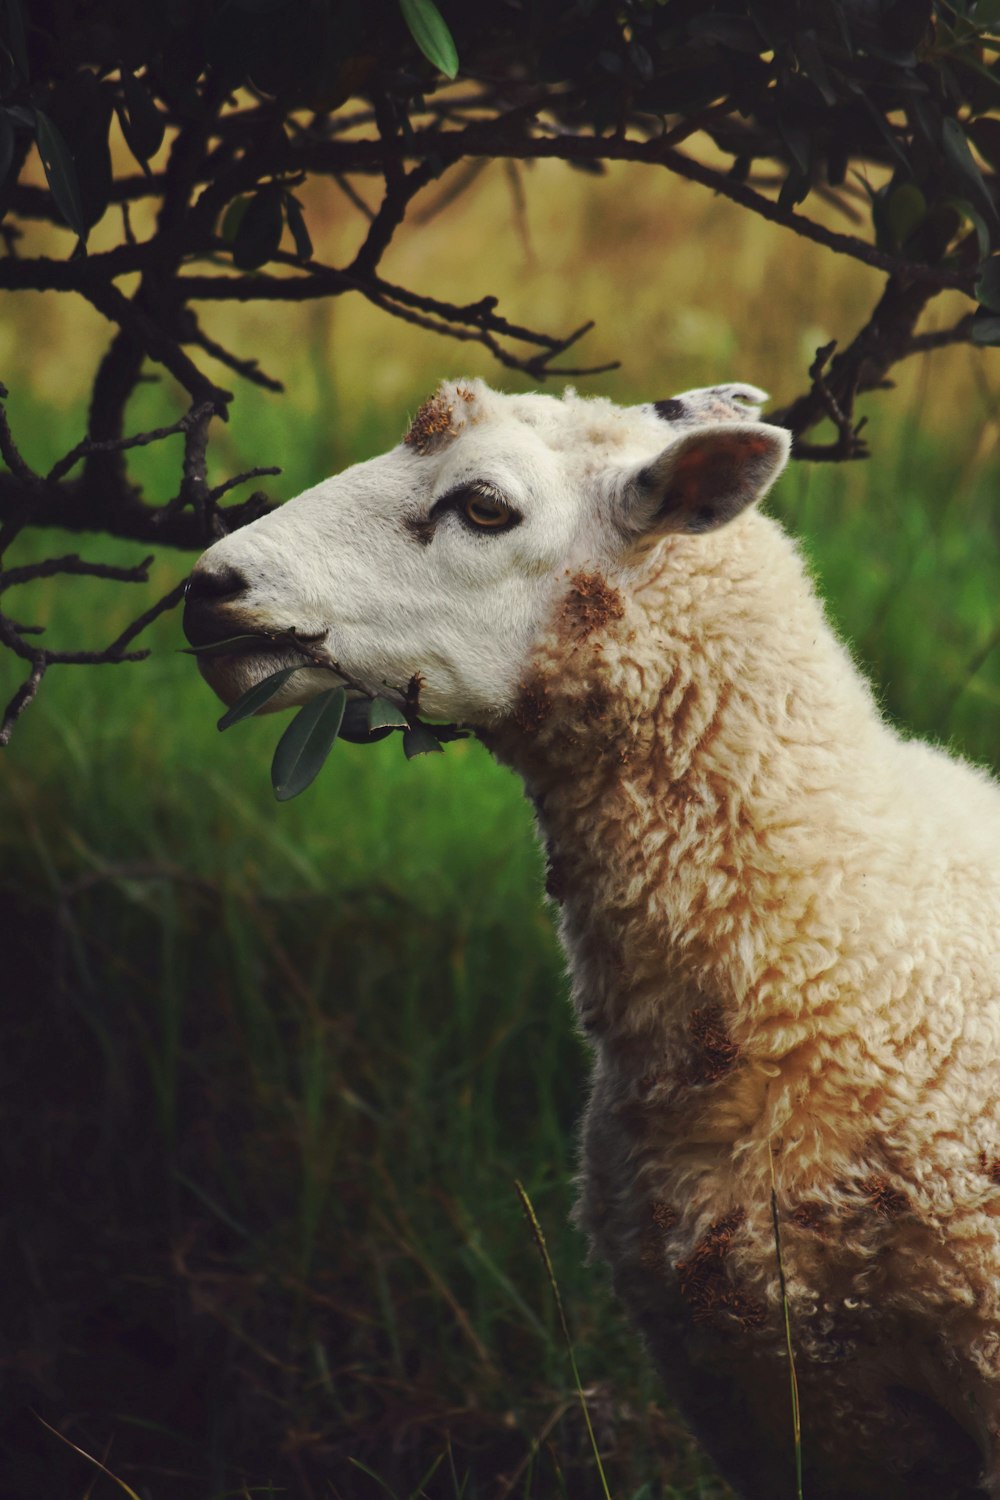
left=971, top=310, right=1000, bottom=347
left=119, top=69, right=165, bottom=169
left=368, top=696, right=409, bottom=730
left=976, top=256, right=1000, bottom=314
left=34, top=109, right=88, bottom=242
left=271, top=686, right=347, bottom=800
left=402, top=721, right=445, bottom=758
left=182, top=633, right=276, bottom=657
left=338, top=698, right=396, bottom=744
left=217, top=665, right=303, bottom=730
left=398, top=0, right=459, bottom=80
left=232, top=184, right=285, bottom=270
left=284, top=192, right=313, bottom=261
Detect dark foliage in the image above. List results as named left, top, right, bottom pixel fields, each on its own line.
left=0, top=0, right=998, bottom=726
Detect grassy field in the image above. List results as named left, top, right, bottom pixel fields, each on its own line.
left=3, top=157, right=1000, bottom=1500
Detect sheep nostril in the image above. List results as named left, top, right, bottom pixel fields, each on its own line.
left=185, top=565, right=248, bottom=604
left=183, top=565, right=252, bottom=647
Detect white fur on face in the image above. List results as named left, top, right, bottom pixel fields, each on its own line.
left=190, top=380, right=788, bottom=720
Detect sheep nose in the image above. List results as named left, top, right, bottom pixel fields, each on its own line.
left=183, top=564, right=249, bottom=646
left=186, top=564, right=247, bottom=604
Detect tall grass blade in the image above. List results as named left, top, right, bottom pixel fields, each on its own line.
left=768, top=1141, right=804, bottom=1500
left=514, top=1179, right=613, bottom=1500
left=32, top=1412, right=143, bottom=1500
left=348, top=1456, right=402, bottom=1497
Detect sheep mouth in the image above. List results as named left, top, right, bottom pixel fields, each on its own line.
left=183, top=628, right=326, bottom=663
left=185, top=629, right=333, bottom=707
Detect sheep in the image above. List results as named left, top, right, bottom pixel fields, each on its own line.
left=184, top=378, right=1000, bottom=1500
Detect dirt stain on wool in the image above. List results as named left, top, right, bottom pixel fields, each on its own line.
left=560, top=571, right=625, bottom=639
left=859, top=1173, right=909, bottom=1219
left=686, top=1002, right=740, bottom=1086
left=404, top=385, right=475, bottom=455
left=512, top=678, right=551, bottom=735
left=675, top=1209, right=767, bottom=1330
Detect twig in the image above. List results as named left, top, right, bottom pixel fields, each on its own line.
left=208, top=467, right=281, bottom=503
left=81, top=279, right=232, bottom=414
left=46, top=405, right=215, bottom=485
left=0, top=554, right=153, bottom=591
left=773, top=276, right=937, bottom=452
left=0, top=658, right=46, bottom=745
left=332, top=173, right=376, bottom=221
left=0, top=382, right=41, bottom=484
left=902, top=315, right=978, bottom=358
left=103, top=575, right=189, bottom=655
left=188, top=322, right=285, bottom=393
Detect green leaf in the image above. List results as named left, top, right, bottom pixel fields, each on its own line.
left=119, top=69, right=165, bottom=168
left=399, top=0, right=459, bottom=79
left=217, top=665, right=303, bottom=730
left=34, top=109, right=88, bottom=242
left=5, top=0, right=28, bottom=81
left=402, top=721, right=444, bottom=758
left=976, top=255, right=1000, bottom=312
left=946, top=196, right=992, bottom=259
left=883, top=182, right=926, bottom=250
left=338, top=699, right=395, bottom=743
left=942, top=116, right=999, bottom=228
left=232, top=184, right=284, bottom=270
left=272, top=687, right=347, bottom=799
left=182, top=633, right=276, bottom=656
left=972, top=310, right=1000, bottom=345
left=368, top=696, right=408, bottom=730
left=221, top=195, right=250, bottom=243
left=283, top=193, right=313, bottom=261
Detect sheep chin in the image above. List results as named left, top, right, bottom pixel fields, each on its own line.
left=198, top=645, right=330, bottom=710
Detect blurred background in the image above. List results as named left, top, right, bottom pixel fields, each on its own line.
left=3, top=150, right=1000, bottom=1499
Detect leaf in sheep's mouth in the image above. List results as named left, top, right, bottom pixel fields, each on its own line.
left=181, top=630, right=323, bottom=659
left=182, top=633, right=273, bottom=657
left=205, top=656, right=468, bottom=800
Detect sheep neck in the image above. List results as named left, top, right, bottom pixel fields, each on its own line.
left=486, top=515, right=887, bottom=1135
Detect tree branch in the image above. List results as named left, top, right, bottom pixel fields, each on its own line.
left=770, top=276, right=939, bottom=453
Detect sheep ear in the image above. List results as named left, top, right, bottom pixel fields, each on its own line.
left=623, top=421, right=791, bottom=540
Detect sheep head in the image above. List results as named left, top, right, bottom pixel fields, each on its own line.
left=184, top=380, right=790, bottom=727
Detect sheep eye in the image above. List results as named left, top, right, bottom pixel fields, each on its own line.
left=460, top=489, right=515, bottom=529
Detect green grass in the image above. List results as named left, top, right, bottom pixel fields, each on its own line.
left=3, top=365, right=1000, bottom=1499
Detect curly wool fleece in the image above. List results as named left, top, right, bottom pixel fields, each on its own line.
left=190, top=381, right=1000, bottom=1498
left=486, top=498, right=1000, bottom=1499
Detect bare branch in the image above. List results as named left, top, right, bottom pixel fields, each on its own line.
left=0, top=554, right=154, bottom=591
left=0, top=383, right=42, bottom=486
left=771, top=276, right=939, bottom=453
left=104, top=575, right=189, bottom=654
left=82, top=280, right=231, bottom=413
left=209, top=467, right=282, bottom=503
left=188, top=322, right=284, bottom=393
left=46, top=405, right=217, bottom=485
left=901, top=315, right=978, bottom=358
left=0, top=658, right=46, bottom=746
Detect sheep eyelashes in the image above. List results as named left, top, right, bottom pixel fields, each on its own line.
left=187, top=379, right=1000, bottom=1500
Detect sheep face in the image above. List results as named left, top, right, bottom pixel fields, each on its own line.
left=184, top=379, right=790, bottom=722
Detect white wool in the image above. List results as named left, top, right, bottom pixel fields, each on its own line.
left=191, top=381, right=1000, bottom=1499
